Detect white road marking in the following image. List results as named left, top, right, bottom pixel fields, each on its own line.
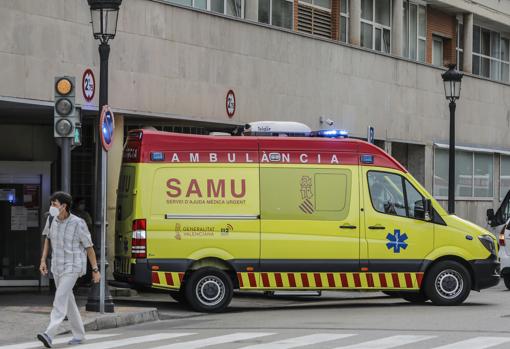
left=332, top=335, right=435, bottom=349
left=151, top=333, right=275, bottom=349
left=431, top=337, right=510, bottom=349
left=74, top=333, right=194, bottom=349
left=239, top=333, right=356, bottom=349
left=0, top=333, right=119, bottom=349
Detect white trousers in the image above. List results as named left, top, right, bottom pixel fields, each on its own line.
left=45, top=273, right=85, bottom=340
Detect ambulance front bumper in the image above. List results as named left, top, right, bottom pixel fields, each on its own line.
left=470, top=258, right=500, bottom=291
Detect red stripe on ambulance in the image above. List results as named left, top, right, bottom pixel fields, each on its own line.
left=288, top=273, right=297, bottom=287
left=340, top=273, right=348, bottom=287
left=301, top=273, right=310, bottom=287
left=248, top=272, right=257, bottom=287
left=379, top=273, right=388, bottom=288
left=152, top=272, right=160, bottom=284
left=366, top=273, right=374, bottom=287
left=353, top=273, right=361, bottom=287
left=405, top=273, right=413, bottom=288
left=165, top=273, right=174, bottom=286
left=262, top=273, right=270, bottom=287
left=237, top=273, right=244, bottom=288
left=275, top=273, right=283, bottom=287
left=392, top=273, right=400, bottom=288
left=314, top=273, right=323, bottom=287
left=327, top=273, right=335, bottom=287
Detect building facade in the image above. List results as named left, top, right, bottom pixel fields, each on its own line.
left=0, top=0, right=510, bottom=286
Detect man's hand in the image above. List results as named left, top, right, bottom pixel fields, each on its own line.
left=39, top=261, right=48, bottom=276
left=92, top=271, right=101, bottom=283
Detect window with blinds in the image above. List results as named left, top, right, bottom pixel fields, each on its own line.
left=298, top=2, right=332, bottom=39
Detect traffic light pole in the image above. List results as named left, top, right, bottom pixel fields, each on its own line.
left=60, top=138, right=71, bottom=193
left=86, top=42, right=114, bottom=313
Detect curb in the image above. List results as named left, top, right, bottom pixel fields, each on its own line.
left=84, top=308, right=159, bottom=331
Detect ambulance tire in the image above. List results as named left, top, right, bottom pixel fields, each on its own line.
left=185, top=268, right=233, bottom=313
left=503, top=275, right=510, bottom=290
left=425, top=261, right=471, bottom=306
left=169, top=290, right=188, bottom=305
left=400, top=291, right=429, bottom=303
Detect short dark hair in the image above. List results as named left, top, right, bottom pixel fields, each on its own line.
left=50, top=191, right=72, bottom=212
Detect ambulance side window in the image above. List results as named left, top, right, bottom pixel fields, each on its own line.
left=367, top=172, right=406, bottom=217
left=368, top=171, right=426, bottom=220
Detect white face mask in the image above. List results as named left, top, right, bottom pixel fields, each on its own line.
left=49, top=206, right=60, bottom=217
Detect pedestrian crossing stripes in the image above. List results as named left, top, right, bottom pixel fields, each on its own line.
left=3, top=332, right=510, bottom=349
left=332, top=335, right=435, bottom=349
left=0, top=334, right=119, bottom=349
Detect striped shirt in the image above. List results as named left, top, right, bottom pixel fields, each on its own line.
left=42, top=213, right=93, bottom=276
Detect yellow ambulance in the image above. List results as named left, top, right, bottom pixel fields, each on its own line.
left=114, top=129, right=499, bottom=312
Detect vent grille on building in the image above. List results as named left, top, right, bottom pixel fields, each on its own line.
left=298, top=4, right=332, bottom=39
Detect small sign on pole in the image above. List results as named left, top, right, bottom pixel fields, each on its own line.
left=99, top=105, right=115, bottom=151
left=367, top=126, right=375, bottom=144
left=82, top=69, right=95, bottom=103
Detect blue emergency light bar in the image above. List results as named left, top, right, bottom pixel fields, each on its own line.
left=312, top=129, right=349, bottom=138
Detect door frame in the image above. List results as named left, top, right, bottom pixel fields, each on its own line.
left=0, top=161, right=51, bottom=286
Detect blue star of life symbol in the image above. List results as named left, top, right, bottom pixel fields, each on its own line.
left=386, top=229, right=408, bottom=253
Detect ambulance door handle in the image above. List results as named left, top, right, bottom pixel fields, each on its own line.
left=339, top=224, right=357, bottom=229
left=368, top=225, right=386, bottom=230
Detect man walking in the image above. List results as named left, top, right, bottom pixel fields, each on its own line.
left=37, top=191, right=101, bottom=348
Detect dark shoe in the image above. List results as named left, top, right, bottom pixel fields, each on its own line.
left=37, top=333, right=52, bottom=348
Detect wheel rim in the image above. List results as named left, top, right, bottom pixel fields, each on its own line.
left=195, top=275, right=225, bottom=307
left=435, top=269, right=464, bottom=299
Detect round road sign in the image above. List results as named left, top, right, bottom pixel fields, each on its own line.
left=226, top=90, right=236, bottom=118
left=82, top=69, right=95, bottom=102
left=99, top=105, right=115, bottom=151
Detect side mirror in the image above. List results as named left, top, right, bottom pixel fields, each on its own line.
left=487, top=208, right=495, bottom=224
left=424, top=199, right=432, bottom=221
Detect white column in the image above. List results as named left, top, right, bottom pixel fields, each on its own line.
left=349, top=0, right=361, bottom=46
left=463, top=13, right=473, bottom=73
left=392, top=0, right=403, bottom=56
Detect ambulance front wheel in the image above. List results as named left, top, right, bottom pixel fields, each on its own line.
left=184, top=268, right=233, bottom=313
left=425, top=261, right=471, bottom=306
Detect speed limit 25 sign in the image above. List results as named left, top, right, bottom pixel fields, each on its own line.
left=82, top=69, right=95, bottom=102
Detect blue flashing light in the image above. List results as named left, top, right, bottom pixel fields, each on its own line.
left=150, top=152, right=165, bottom=161
left=314, top=129, right=349, bottom=138
left=8, top=193, right=14, bottom=203
left=361, top=154, right=374, bottom=164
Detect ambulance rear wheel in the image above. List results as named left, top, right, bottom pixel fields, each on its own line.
left=185, top=268, right=233, bottom=313
left=169, top=289, right=187, bottom=305
left=425, top=261, right=471, bottom=306
left=400, top=291, right=429, bottom=303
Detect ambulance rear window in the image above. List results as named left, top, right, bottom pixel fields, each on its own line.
left=260, top=168, right=351, bottom=221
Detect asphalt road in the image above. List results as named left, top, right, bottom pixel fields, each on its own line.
left=4, top=282, right=510, bottom=349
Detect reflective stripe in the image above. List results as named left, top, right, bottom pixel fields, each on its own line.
left=236, top=272, right=423, bottom=290
left=152, top=271, right=184, bottom=290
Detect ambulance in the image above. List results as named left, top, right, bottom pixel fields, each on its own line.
left=114, top=127, right=499, bottom=312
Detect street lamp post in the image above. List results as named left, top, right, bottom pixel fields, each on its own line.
left=441, top=64, right=463, bottom=214
left=86, top=0, right=122, bottom=313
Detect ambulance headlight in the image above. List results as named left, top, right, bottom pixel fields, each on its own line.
left=478, top=235, right=496, bottom=255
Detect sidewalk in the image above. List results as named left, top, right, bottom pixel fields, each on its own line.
left=0, top=288, right=158, bottom=345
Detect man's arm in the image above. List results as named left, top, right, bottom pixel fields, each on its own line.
left=39, top=238, right=50, bottom=275
left=86, top=247, right=101, bottom=283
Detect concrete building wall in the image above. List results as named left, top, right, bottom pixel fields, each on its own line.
left=1, top=0, right=510, bottom=229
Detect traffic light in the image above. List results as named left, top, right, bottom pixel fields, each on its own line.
left=54, top=76, right=80, bottom=138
